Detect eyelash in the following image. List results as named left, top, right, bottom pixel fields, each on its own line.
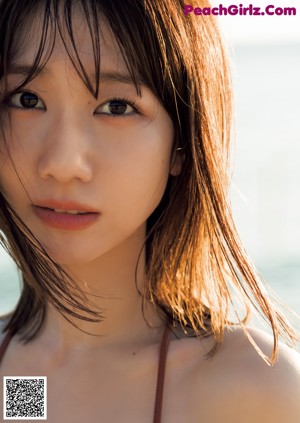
left=3, top=89, right=44, bottom=110
left=95, top=96, right=141, bottom=118
left=3, top=90, right=141, bottom=118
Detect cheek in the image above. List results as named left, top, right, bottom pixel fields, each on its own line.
left=0, top=140, right=33, bottom=208
left=2, top=113, right=43, bottom=158
left=106, top=128, right=173, bottom=220
left=0, top=143, right=13, bottom=189
left=0, top=161, right=21, bottom=204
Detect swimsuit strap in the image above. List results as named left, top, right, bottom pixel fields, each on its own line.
left=0, top=326, right=171, bottom=421
left=0, top=330, right=12, bottom=366
left=153, top=324, right=171, bottom=423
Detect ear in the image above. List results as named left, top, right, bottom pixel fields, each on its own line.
left=170, top=148, right=184, bottom=176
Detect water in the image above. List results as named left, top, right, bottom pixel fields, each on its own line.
left=0, top=44, right=300, bottom=336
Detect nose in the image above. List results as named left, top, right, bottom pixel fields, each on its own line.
left=37, top=112, right=93, bottom=184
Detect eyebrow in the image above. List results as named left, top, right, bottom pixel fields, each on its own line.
left=7, top=65, right=144, bottom=86
left=100, top=71, right=144, bottom=86
left=7, top=65, right=48, bottom=77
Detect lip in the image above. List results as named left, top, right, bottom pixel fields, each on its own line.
left=32, top=199, right=100, bottom=231
left=34, top=199, right=100, bottom=213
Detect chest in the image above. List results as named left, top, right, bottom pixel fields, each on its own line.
left=0, top=346, right=207, bottom=423
left=0, top=337, right=240, bottom=423
left=1, top=364, right=199, bottom=423
left=44, top=371, right=206, bottom=423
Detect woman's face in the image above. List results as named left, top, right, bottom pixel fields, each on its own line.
left=0, top=16, right=178, bottom=265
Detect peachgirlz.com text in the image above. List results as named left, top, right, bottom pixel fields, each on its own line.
left=184, top=4, right=296, bottom=16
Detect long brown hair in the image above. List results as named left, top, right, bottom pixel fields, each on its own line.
left=0, top=0, right=298, bottom=364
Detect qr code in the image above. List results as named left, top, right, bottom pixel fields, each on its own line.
left=3, top=376, right=47, bottom=420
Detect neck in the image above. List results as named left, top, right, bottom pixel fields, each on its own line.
left=30, top=229, right=166, bottom=357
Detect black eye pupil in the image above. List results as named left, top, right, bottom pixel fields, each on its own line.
left=109, top=101, right=127, bottom=114
left=20, top=92, right=38, bottom=108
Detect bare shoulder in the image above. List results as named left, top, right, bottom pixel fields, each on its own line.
left=174, top=326, right=300, bottom=422
left=219, top=326, right=300, bottom=421
left=224, top=325, right=300, bottom=378
left=222, top=325, right=300, bottom=366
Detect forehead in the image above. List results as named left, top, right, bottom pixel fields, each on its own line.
left=12, top=11, right=128, bottom=78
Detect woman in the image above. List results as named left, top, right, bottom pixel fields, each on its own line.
left=0, top=0, right=299, bottom=421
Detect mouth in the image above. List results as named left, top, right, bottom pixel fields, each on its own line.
left=32, top=201, right=100, bottom=230
left=33, top=199, right=100, bottom=213
left=40, top=207, right=93, bottom=215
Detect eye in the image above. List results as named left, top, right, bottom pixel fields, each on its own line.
left=6, top=91, right=45, bottom=110
left=94, top=98, right=139, bottom=117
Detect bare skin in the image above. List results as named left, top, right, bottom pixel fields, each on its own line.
left=1, top=319, right=300, bottom=423
left=0, top=10, right=300, bottom=423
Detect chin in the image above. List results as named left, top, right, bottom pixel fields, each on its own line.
left=39, top=240, right=103, bottom=267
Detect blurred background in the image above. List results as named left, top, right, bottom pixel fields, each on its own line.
left=1, top=1, right=299, bottom=337
left=217, top=0, right=300, bottom=333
